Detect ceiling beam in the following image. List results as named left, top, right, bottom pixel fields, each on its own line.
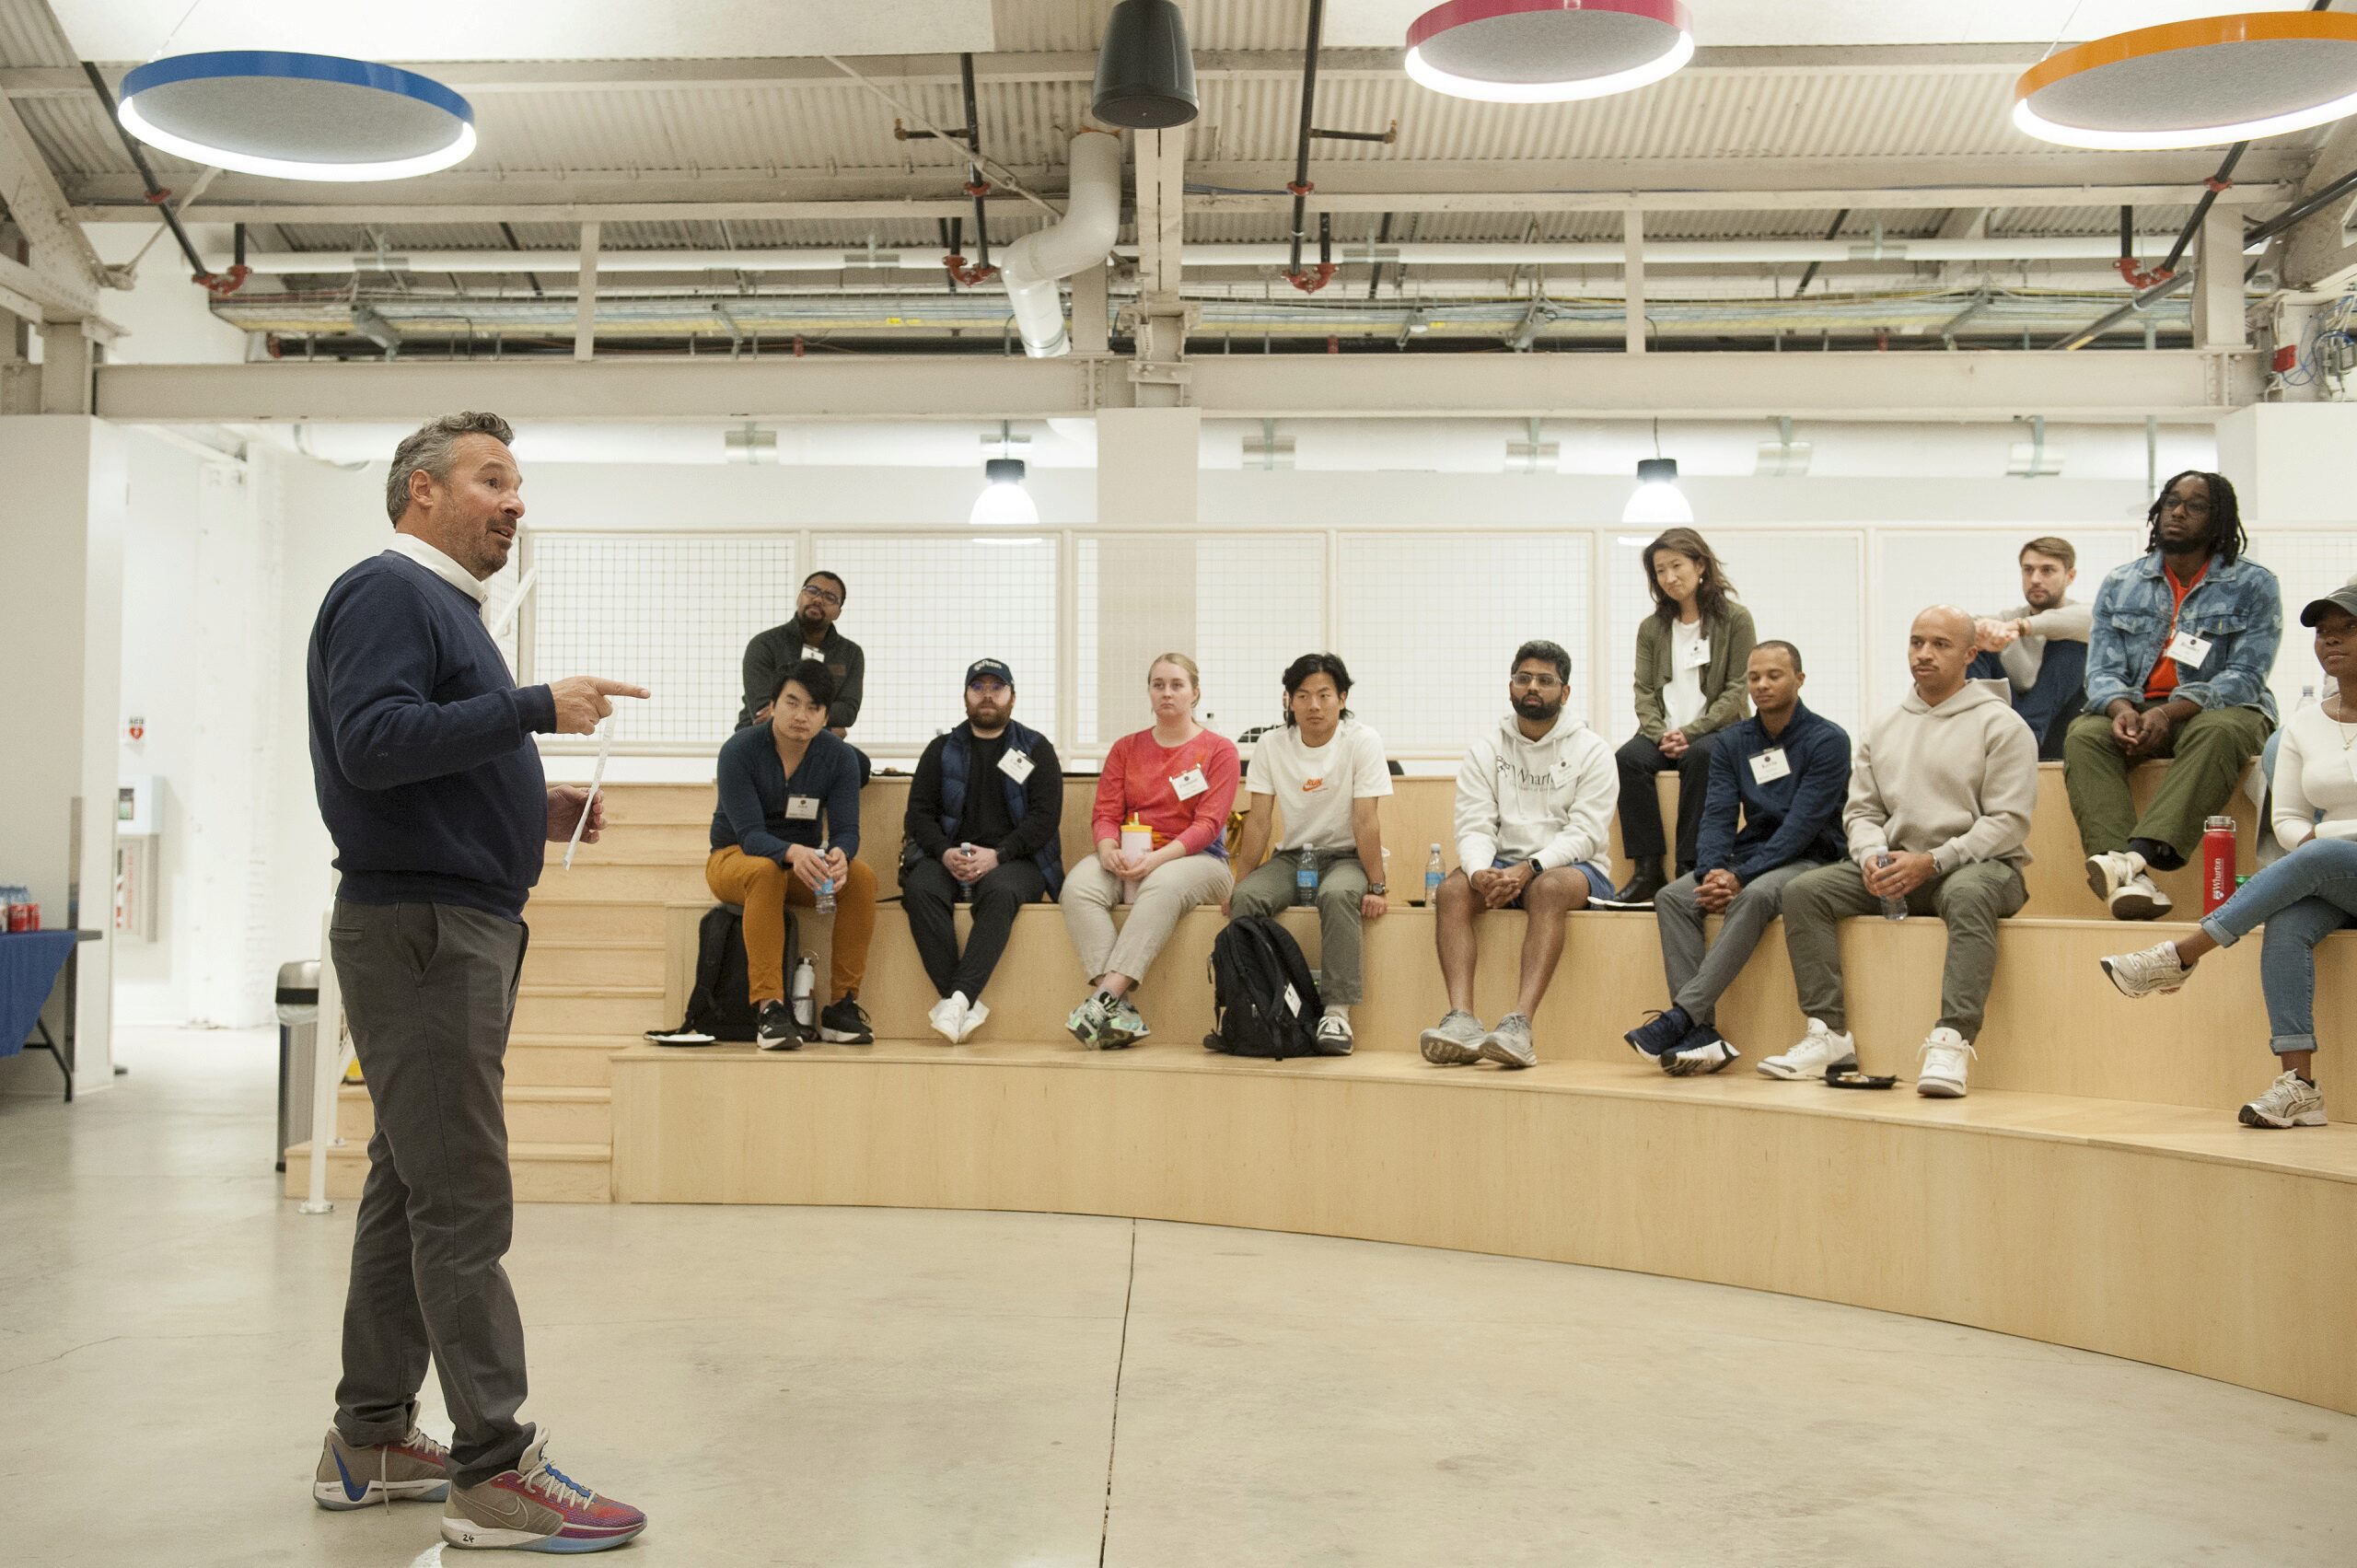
left=0, top=87, right=113, bottom=311
left=90, top=349, right=2261, bottom=427
left=0, top=44, right=2047, bottom=99
left=2278, top=117, right=2357, bottom=296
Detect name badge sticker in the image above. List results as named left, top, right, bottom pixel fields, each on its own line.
left=1282, top=982, right=1303, bottom=1016
left=784, top=795, right=821, bottom=820
left=1682, top=637, right=1713, bottom=668
left=1748, top=747, right=1792, bottom=784
left=1170, top=765, right=1210, bottom=800
left=799, top=645, right=826, bottom=662
left=1547, top=756, right=1573, bottom=787
left=2165, top=630, right=2212, bottom=669
left=998, top=749, right=1036, bottom=784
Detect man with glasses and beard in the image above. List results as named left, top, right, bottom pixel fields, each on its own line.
left=1418, top=641, right=1617, bottom=1072
left=900, top=659, right=1065, bottom=1044
left=738, top=570, right=870, bottom=778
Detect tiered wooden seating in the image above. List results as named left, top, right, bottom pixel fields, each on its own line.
left=291, top=775, right=2357, bottom=1417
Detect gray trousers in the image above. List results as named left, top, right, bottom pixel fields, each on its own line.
left=1654, top=860, right=1825, bottom=1027
left=1779, top=859, right=2027, bottom=1042
left=328, top=900, right=533, bottom=1487
left=1229, top=850, right=1371, bottom=1004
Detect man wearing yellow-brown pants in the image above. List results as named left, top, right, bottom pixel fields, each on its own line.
left=707, top=660, right=877, bottom=1045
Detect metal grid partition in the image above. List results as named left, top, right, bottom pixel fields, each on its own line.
left=1606, top=531, right=1868, bottom=741
left=528, top=531, right=799, bottom=749
left=808, top=534, right=1059, bottom=750
left=2250, top=527, right=2357, bottom=711
left=1873, top=528, right=2143, bottom=719
left=1336, top=532, right=1594, bottom=752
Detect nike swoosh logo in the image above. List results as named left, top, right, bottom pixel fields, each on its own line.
left=332, top=1449, right=368, bottom=1503
left=473, top=1490, right=539, bottom=1527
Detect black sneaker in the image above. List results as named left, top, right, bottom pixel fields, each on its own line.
left=756, top=999, right=799, bottom=1051
left=819, top=995, right=874, bottom=1044
left=1623, top=1005, right=1692, bottom=1059
left=1596, top=865, right=1666, bottom=910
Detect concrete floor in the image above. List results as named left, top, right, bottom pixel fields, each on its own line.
left=4, top=1027, right=2352, bottom=1567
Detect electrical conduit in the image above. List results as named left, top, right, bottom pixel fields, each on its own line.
left=998, top=129, right=1123, bottom=358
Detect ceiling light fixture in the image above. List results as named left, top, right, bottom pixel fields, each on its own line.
left=1405, top=0, right=1693, bottom=104
left=2014, top=11, right=2357, bottom=151
left=1093, top=0, right=1200, bottom=128
left=970, top=424, right=1039, bottom=527
left=117, top=51, right=476, bottom=182
left=1622, top=419, right=1690, bottom=524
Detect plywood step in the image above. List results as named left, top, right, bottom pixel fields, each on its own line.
left=517, top=899, right=673, bottom=942
left=521, top=939, right=665, bottom=988
left=337, top=1084, right=610, bottom=1144
left=545, top=823, right=712, bottom=862
left=515, top=984, right=668, bottom=1034
left=528, top=862, right=712, bottom=902
left=507, top=1033, right=641, bottom=1087
left=284, top=1140, right=611, bottom=1203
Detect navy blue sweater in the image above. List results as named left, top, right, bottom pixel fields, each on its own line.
left=1692, top=701, right=1852, bottom=882
left=711, top=725, right=864, bottom=862
left=308, top=552, right=558, bottom=920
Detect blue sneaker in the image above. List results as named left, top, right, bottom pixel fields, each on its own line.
left=1624, top=1006, right=1693, bottom=1060
left=1663, top=1024, right=1740, bottom=1077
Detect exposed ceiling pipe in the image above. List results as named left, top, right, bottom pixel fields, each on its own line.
left=217, top=232, right=2212, bottom=278
left=997, top=130, right=1124, bottom=357
left=1282, top=0, right=1334, bottom=294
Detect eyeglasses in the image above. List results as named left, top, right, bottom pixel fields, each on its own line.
left=1509, top=673, right=1564, bottom=691
left=2160, top=495, right=2212, bottom=517
left=800, top=584, right=843, bottom=607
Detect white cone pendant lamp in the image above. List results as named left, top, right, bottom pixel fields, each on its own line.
left=118, top=52, right=476, bottom=180
left=1622, top=458, right=1692, bottom=526
left=970, top=458, right=1039, bottom=528
left=1406, top=0, right=1694, bottom=103
left=2014, top=12, right=2357, bottom=150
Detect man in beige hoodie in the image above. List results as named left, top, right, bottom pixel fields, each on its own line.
left=1764, top=606, right=2041, bottom=1098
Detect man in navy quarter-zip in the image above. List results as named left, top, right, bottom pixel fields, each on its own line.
left=307, top=412, right=650, bottom=1554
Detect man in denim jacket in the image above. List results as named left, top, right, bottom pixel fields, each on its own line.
left=2065, top=470, right=2280, bottom=920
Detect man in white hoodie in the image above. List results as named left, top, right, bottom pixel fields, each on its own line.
left=1765, top=607, right=2039, bottom=1098
left=1418, top=640, right=1618, bottom=1071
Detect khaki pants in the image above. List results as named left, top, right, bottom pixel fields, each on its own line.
left=704, top=845, right=877, bottom=1004
left=1228, top=850, right=1371, bottom=1004
left=2062, top=702, right=2270, bottom=864
left=1780, top=859, right=2026, bottom=1042
left=1062, top=853, right=1233, bottom=988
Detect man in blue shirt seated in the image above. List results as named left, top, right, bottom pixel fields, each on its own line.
left=1621, top=640, right=1851, bottom=1076
left=706, top=661, right=876, bottom=1047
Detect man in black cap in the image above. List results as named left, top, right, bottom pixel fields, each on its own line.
left=900, top=659, right=1066, bottom=1043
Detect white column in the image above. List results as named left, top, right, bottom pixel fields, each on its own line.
left=1623, top=209, right=1647, bottom=354
left=1096, top=406, right=1201, bottom=528
left=574, top=222, right=600, bottom=361
left=0, top=416, right=127, bottom=1093
left=2191, top=203, right=2247, bottom=354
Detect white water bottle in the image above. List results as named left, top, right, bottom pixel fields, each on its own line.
left=791, top=956, right=816, bottom=1030
left=1875, top=851, right=1909, bottom=923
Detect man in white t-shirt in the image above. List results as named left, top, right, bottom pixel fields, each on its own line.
left=1226, top=653, right=1395, bottom=1052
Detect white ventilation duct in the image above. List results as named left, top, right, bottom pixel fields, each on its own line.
left=998, top=129, right=1124, bottom=358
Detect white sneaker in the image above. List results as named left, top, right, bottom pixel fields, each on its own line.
left=1759, top=1019, right=1857, bottom=1080
left=1419, top=1010, right=1486, bottom=1066
left=955, top=999, right=990, bottom=1044
left=2239, top=1070, right=2328, bottom=1129
left=2086, top=851, right=2171, bottom=920
left=927, top=993, right=968, bottom=1044
left=2101, top=941, right=2194, bottom=998
left=1663, top=1035, right=1740, bottom=1077
left=1916, top=1027, right=1976, bottom=1098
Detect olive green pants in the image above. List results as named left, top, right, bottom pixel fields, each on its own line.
left=2062, top=702, right=2270, bottom=864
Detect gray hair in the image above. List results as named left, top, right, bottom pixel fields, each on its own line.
left=385, top=411, right=515, bottom=524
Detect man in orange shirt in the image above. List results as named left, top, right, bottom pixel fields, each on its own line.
left=2064, top=471, right=2280, bottom=920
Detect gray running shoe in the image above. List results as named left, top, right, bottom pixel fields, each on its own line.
left=1419, top=1009, right=1485, bottom=1065
left=315, top=1423, right=450, bottom=1510
left=1479, top=1013, right=1538, bottom=1070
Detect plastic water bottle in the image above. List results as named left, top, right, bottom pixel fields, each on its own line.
left=956, top=842, right=975, bottom=904
left=1875, top=852, right=1908, bottom=922
left=2298, top=682, right=2317, bottom=711
left=791, top=957, right=816, bottom=1031
left=815, top=838, right=838, bottom=914
left=1294, top=850, right=1320, bottom=905
left=1423, top=845, right=1444, bottom=906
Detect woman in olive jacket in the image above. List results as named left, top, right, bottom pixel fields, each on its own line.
left=1603, top=528, right=1758, bottom=907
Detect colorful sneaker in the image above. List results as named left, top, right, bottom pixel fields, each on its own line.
left=2239, top=1070, right=2328, bottom=1129
left=1662, top=1026, right=1739, bottom=1077
left=315, top=1423, right=450, bottom=1510
left=440, top=1431, right=644, bottom=1553
left=1313, top=1014, right=1354, bottom=1056
left=818, top=994, right=873, bottom=1044
left=1066, top=993, right=1113, bottom=1048
left=927, top=993, right=968, bottom=1044
left=1624, top=1005, right=1693, bottom=1061
left=1100, top=994, right=1151, bottom=1049
left=955, top=999, right=990, bottom=1044
left=1419, top=1010, right=1485, bottom=1066
left=1916, top=1027, right=1977, bottom=1098
left=1479, top=1013, right=1538, bottom=1070
left=1759, top=1019, right=1857, bottom=1080
left=2100, top=941, right=2194, bottom=998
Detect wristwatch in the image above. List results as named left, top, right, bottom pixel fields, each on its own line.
left=1364, top=882, right=1387, bottom=896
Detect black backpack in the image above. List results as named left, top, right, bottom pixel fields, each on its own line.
left=1203, top=916, right=1328, bottom=1059
left=668, top=903, right=800, bottom=1042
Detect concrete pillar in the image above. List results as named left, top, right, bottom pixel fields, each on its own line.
left=0, top=416, right=127, bottom=1093
left=2214, top=404, right=2357, bottom=526
left=2191, top=203, right=2247, bottom=353
left=37, top=319, right=95, bottom=414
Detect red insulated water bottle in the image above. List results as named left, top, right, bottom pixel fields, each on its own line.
left=2200, top=815, right=2237, bottom=915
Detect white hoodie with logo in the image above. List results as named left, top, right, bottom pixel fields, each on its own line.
left=1844, top=678, right=2039, bottom=872
left=1454, top=714, right=1618, bottom=880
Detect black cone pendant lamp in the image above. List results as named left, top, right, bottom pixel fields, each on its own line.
left=1093, top=0, right=1199, bottom=129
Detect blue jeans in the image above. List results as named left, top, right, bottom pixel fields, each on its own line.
left=2198, top=837, right=2357, bottom=1054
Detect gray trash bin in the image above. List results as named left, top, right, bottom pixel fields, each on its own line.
left=275, top=960, right=320, bottom=1172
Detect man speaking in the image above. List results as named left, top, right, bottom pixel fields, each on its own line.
left=306, top=412, right=648, bottom=1553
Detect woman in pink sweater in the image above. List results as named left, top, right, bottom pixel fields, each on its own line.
left=1062, top=653, right=1240, bottom=1047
